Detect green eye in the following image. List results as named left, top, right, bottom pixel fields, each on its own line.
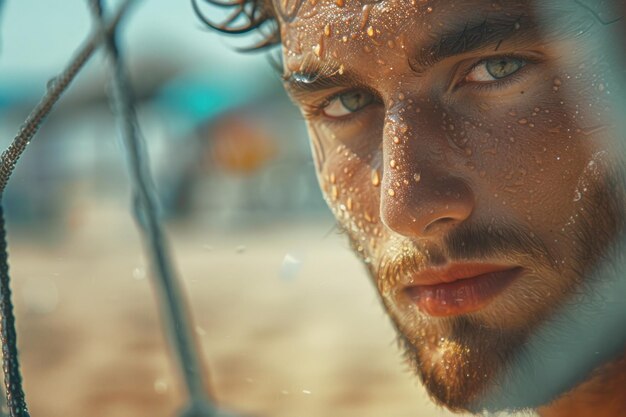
left=485, top=57, right=525, bottom=79
left=465, top=56, right=527, bottom=83
left=339, top=91, right=374, bottom=112
left=323, top=90, right=375, bottom=117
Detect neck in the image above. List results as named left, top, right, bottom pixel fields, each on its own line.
left=538, top=354, right=626, bottom=417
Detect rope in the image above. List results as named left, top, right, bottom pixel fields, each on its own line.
left=0, top=207, right=28, bottom=417
left=0, top=2, right=135, bottom=416
left=88, top=1, right=223, bottom=415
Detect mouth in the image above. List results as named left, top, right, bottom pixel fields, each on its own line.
left=403, top=264, right=524, bottom=317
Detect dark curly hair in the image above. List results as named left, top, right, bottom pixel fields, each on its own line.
left=192, top=0, right=281, bottom=51
left=193, top=0, right=623, bottom=53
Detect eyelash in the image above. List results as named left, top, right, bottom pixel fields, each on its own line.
left=309, top=53, right=541, bottom=122
left=455, top=53, right=541, bottom=91
left=307, top=88, right=380, bottom=123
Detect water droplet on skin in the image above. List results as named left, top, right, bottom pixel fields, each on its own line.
left=324, top=23, right=331, bottom=37
left=413, top=172, right=421, bottom=182
left=312, top=43, right=322, bottom=57
left=388, top=188, right=395, bottom=196
left=342, top=35, right=348, bottom=43
left=387, top=40, right=395, bottom=48
left=330, top=172, right=336, bottom=184
left=331, top=185, right=339, bottom=200
left=390, top=159, right=397, bottom=168
left=346, top=197, right=353, bottom=211
left=338, top=64, right=345, bottom=75
left=426, top=6, right=433, bottom=13
left=371, top=169, right=380, bottom=186
left=367, top=26, right=375, bottom=37
left=360, top=4, right=372, bottom=29
left=335, top=0, right=344, bottom=7
left=518, top=118, right=528, bottom=125
left=393, top=136, right=400, bottom=144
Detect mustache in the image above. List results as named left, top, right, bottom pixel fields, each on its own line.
left=445, top=222, right=552, bottom=262
left=378, top=221, right=554, bottom=280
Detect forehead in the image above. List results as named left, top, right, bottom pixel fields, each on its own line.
left=275, top=0, right=531, bottom=71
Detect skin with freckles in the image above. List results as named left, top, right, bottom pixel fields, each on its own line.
left=270, top=0, right=626, bottom=415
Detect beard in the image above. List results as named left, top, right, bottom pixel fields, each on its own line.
left=344, top=160, right=626, bottom=414
left=393, top=312, right=528, bottom=413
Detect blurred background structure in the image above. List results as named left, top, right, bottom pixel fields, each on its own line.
left=0, top=1, right=462, bottom=416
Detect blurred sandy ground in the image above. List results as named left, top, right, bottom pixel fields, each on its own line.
left=7, top=200, right=465, bottom=417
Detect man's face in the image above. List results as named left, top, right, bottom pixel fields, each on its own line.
left=278, top=0, right=624, bottom=411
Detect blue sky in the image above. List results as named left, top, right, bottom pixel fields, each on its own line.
left=0, top=0, right=270, bottom=86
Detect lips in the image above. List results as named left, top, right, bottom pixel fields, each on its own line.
left=403, top=264, right=524, bottom=317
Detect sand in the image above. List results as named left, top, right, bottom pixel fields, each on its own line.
left=6, top=203, right=465, bottom=417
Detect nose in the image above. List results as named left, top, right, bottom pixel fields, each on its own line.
left=381, top=171, right=474, bottom=238
left=379, top=109, right=475, bottom=240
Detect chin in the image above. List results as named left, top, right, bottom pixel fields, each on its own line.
left=382, top=272, right=576, bottom=414
left=387, top=258, right=626, bottom=415
left=391, top=310, right=525, bottom=413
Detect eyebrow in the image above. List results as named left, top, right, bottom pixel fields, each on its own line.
left=411, top=14, right=539, bottom=72
left=284, top=13, right=540, bottom=96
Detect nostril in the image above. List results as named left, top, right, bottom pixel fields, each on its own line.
left=423, top=217, right=457, bottom=235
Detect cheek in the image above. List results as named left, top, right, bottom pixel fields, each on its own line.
left=448, top=76, right=599, bottom=223
left=309, top=126, right=385, bottom=251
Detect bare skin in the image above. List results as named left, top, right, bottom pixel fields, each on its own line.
left=274, top=0, right=626, bottom=414
left=538, top=358, right=626, bottom=417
